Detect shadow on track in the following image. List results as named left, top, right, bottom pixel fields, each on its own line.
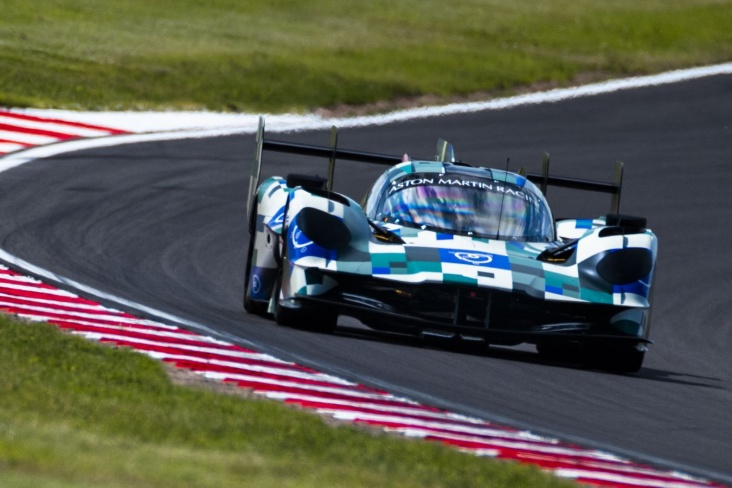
left=330, top=323, right=725, bottom=389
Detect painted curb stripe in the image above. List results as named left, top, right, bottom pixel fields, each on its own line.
left=3, top=304, right=191, bottom=330
left=0, top=129, right=59, bottom=145
left=159, top=357, right=356, bottom=386
left=91, top=336, right=309, bottom=369
left=0, top=109, right=127, bottom=154
left=0, top=141, right=31, bottom=153
left=0, top=294, right=158, bottom=319
left=269, top=391, right=437, bottom=412
left=52, top=321, right=234, bottom=346
left=1, top=273, right=102, bottom=295
left=284, top=399, right=539, bottom=435
left=0, top=115, right=122, bottom=138
left=0, top=122, right=84, bottom=141
left=0, top=289, right=125, bottom=310
left=0, top=111, right=129, bottom=133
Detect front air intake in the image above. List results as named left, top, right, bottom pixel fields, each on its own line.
left=596, top=248, right=653, bottom=285
left=296, top=208, right=351, bottom=250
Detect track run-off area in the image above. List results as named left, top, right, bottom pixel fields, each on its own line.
left=1, top=63, right=732, bottom=487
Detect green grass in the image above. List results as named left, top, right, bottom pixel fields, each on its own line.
left=0, top=315, right=577, bottom=487
left=1, top=0, right=731, bottom=113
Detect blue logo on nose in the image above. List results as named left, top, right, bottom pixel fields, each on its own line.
left=452, top=251, right=494, bottom=265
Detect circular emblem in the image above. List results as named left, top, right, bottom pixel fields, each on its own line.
left=453, top=251, right=493, bottom=265
left=291, top=227, right=313, bottom=250
left=251, top=274, right=261, bottom=294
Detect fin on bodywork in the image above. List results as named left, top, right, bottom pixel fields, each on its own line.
left=326, top=125, right=338, bottom=191
left=611, top=161, right=623, bottom=214
left=435, top=139, right=456, bottom=162
left=247, top=117, right=265, bottom=231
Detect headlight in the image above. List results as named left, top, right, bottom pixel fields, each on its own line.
left=295, top=207, right=351, bottom=250
left=596, top=248, right=653, bottom=285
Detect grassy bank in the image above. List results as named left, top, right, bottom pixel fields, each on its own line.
left=0, top=315, right=576, bottom=487
left=1, top=0, right=731, bottom=113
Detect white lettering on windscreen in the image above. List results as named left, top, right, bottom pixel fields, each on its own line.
left=388, top=177, right=530, bottom=200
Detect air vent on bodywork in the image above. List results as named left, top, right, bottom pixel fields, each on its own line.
left=296, top=208, right=351, bottom=249
left=596, top=248, right=653, bottom=285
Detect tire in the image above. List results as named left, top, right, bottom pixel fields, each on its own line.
left=579, top=343, right=645, bottom=374
left=243, top=232, right=267, bottom=314
left=273, top=269, right=337, bottom=333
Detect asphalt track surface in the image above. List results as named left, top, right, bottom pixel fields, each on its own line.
left=1, top=74, right=731, bottom=484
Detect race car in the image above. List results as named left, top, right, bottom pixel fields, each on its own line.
left=244, top=118, right=657, bottom=373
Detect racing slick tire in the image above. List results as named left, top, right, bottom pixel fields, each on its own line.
left=273, top=270, right=337, bottom=333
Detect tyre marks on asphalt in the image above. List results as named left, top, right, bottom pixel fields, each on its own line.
left=0, top=264, right=725, bottom=488
left=0, top=110, right=127, bottom=155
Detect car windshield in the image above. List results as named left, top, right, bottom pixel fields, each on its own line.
left=375, top=176, right=554, bottom=242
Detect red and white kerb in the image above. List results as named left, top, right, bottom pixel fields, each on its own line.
left=0, top=264, right=725, bottom=488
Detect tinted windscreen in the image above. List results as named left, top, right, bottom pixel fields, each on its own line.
left=375, top=176, right=554, bottom=241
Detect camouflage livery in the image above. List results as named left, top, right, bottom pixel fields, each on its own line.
left=244, top=119, right=657, bottom=373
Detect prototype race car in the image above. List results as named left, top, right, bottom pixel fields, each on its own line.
left=244, top=118, right=657, bottom=373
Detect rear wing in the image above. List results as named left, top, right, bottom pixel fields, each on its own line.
left=248, top=117, right=403, bottom=224
left=248, top=117, right=625, bottom=223
left=522, top=152, right=624, bottom=214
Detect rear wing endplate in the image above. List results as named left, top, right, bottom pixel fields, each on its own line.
left=247, top=117, right=403, bottom=224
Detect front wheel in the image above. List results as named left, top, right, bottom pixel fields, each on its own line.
left=273, top=269, right=337, bottom=333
